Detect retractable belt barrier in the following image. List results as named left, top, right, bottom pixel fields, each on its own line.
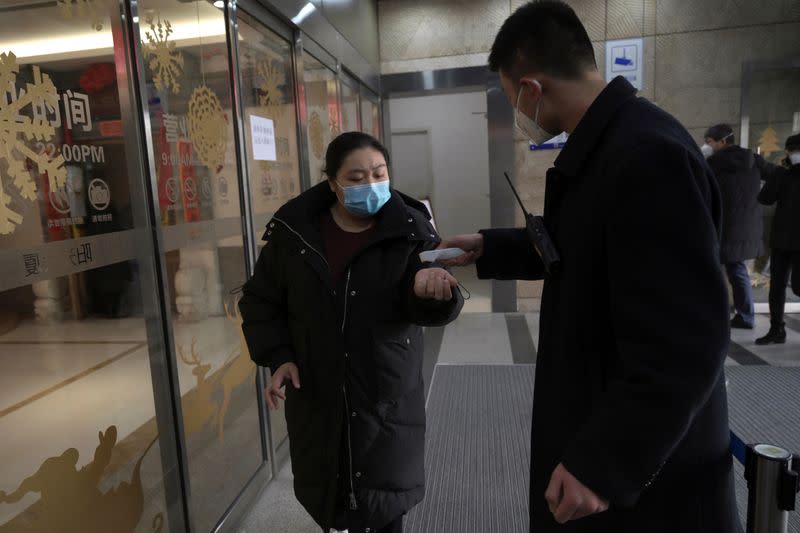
left=730, top=431, right=799, bottom=533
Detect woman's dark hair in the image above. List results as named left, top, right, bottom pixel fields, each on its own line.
left=705, top=124, right=735, bottom=145
left=489, top=1, right=596, bottom=80
left=323, top=132, right=391, bottom=180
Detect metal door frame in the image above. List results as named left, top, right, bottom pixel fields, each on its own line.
left=381, top=67, right=518, bottom=312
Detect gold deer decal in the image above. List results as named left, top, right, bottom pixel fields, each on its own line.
left=217, top=297, right=257, bottom=444
left=0, top=426, right=163, bottom=532
left=177, top=338, right=219, bottom=437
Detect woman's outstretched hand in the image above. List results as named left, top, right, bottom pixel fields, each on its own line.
left=265, top=362, right=300, bottom=410
left=414, top=268, right=458, bottom=301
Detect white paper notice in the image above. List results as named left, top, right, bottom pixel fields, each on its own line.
left=250, top=115, right=277, bottom=161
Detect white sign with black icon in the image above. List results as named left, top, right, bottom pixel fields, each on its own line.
left=606, top=38, right=644, bottom=90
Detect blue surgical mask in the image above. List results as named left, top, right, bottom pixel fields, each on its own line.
left=337, top=180, right=391, bottom=217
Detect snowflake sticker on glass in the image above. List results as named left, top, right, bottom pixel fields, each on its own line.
left=143, top=13, right=184, bottom=95
left=188, top=85, right=227, bottom=172
left=0, top=52, right=67, bottom=235
left=257, top=59, right=286, bottom=119
left=57, top=0, right=107, bottom=32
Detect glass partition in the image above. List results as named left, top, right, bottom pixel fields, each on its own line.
left=360, top=89, right=381, bottom=140
left=236, top=7, right=303, bottom=461
left=303, top=54, right=340, bottom=184
left=742, top=62, right=800, bottom=307
left=340, top=75, right=360, bottom=133
left=0, top=1, right=179, bottom=531
left=133, top=0, right=263, bottom=530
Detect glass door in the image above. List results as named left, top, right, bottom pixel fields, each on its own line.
left=303, top=53, right=340, bottom=184
left=741, top=61, right=800, bottom=309
left=340, top=72, right=361, bottom=134
left=234, top=6, right=304, bottom=469
left=131, top=0, right=264, bottom=530
left=360, top=87, right=381, bottom=140
left=0, top=1, right=186, bottom=531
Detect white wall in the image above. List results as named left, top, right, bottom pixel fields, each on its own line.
left=389, top=91, right=491, bottom=239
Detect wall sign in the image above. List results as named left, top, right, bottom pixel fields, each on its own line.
left=605, top=38, right=644, bottom=90
left=250, top=115, right=276, bottom=161
left=529, top=132, right=569, bottom=151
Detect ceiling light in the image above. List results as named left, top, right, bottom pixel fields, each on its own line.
left=213, top=0, right=224, bottom=8
left=291, top=3, right=316, bottom=25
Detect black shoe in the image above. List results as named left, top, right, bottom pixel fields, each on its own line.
left=731, top=315, right=754, bottom=330
left=755, top=325, right=786, bottom=345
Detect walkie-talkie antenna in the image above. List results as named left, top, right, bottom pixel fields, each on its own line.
left=503, top=172, right=530, bottom=217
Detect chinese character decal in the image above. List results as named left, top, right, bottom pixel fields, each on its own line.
left=63, top=90, right=92, bottom=131
left=0, top=52, right=67, bottom=235
left=23, top=252, right=41, bottom=277
left=69, top=242, right=93, bottom=266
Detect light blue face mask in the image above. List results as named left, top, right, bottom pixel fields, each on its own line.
left=337, top=180, right=391, bottom=217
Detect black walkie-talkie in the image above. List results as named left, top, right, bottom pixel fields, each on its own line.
left=503, top=172, right=560, bottom=275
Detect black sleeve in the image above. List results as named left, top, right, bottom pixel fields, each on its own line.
left=475, top=228, right=546, bottom=281
left=402, top=241, right=464, bottom=327
left=754, top=153, right=782, bottom=182
left=560, top=147, right=730, bottom=506
left=756, top=157, right=785, bottom=206
left=238, top=234, right=295, bottom=374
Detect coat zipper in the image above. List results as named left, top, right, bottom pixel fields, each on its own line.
left=272, top=217, right=331, bottom=269
left=341, top=268, right=358, bottom=511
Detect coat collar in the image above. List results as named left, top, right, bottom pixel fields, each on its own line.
left=554, top=76, right=638, bottom=177
left=271, top=181, right=437, bottom=247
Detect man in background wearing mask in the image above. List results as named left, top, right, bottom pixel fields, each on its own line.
left=441, top=1, right=740, bottom=531
left=756, top=133, right=800, bottom=345
left=701, top=124, right=779, bottom=330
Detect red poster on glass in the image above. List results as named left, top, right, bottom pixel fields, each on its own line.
left=156, top=111, right=175, bottom=224
left=179, top=140, right=200, bottom=223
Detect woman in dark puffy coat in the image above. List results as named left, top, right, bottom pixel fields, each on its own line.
left=239, top=132, right=463, bottom=533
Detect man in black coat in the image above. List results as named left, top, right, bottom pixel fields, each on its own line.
left=756, top=133, right=800, bottom=345
left=703, top=124, right=779, bottom=329
left=442, top=2, right=741, bottom=531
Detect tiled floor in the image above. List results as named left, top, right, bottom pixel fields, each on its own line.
left=240, top=312, right=800, bottom=531
left=0, top=315, right=252, bottom=527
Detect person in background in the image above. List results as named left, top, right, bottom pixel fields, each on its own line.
left=755, top=133, right=800, bottom=345
left=238, top=132, right=463, bottom=533
left=701, top=124, right=778, bottom=329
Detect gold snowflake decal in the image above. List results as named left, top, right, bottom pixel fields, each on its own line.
left=188, top=85, right=227, bottom=171
left=57, top=0, right=107, bottom=32
left=142, top=13, right=184, bottom=95
left=0, top=52, right=66, bottom=235
left=257, top=60, right=285, bottom=112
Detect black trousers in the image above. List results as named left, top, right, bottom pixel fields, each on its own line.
left=768, top=249, right=798, bottom=326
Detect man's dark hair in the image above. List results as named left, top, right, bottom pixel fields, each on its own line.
left=488, top=1, right=596, bottom=80
left=323, top=131, right=390, bottom=179
left=785, top=133, right=800, bottom=151
left=705, top=124, right=736, bottom=145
